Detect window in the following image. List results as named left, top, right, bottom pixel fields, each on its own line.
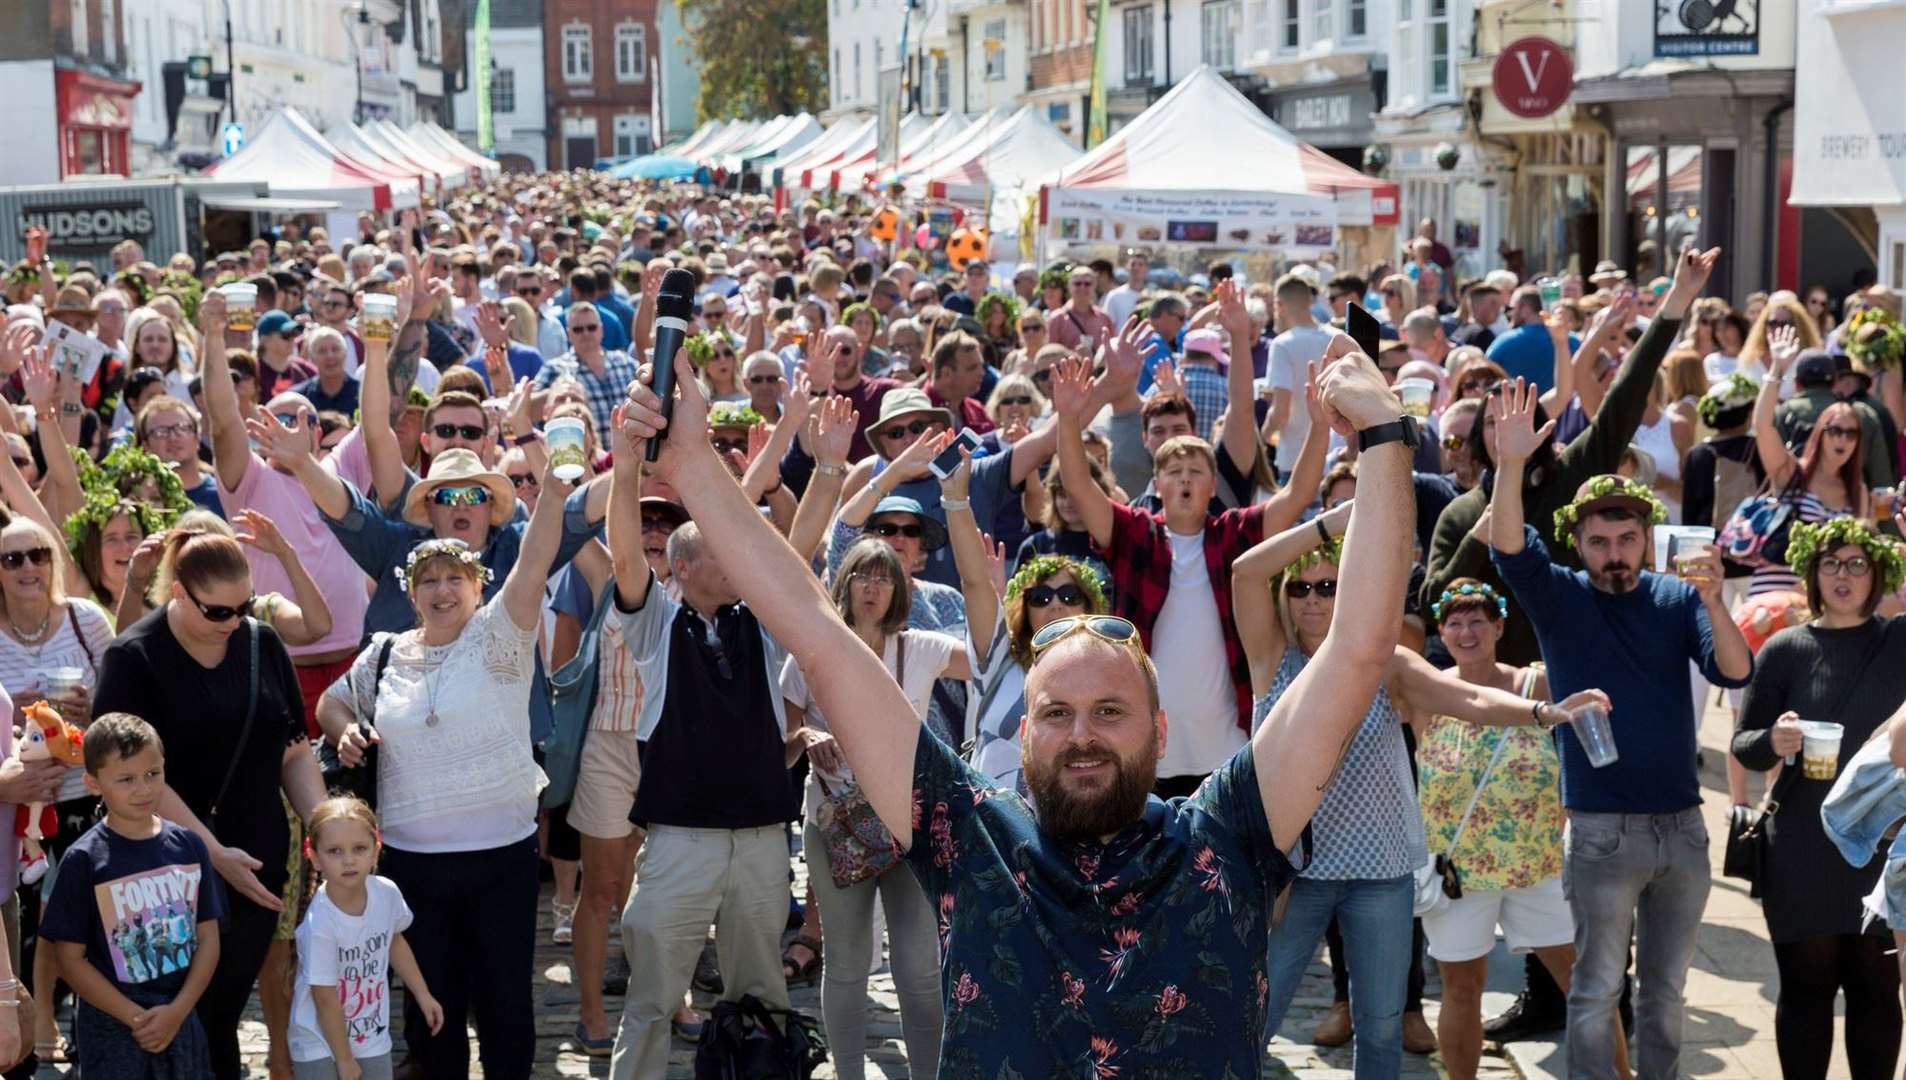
left=562, top=23, right=592, bottom=82
left=1031, top=0, right=1042, bottom=50
left=613, top=114, right=650, bottom=157
left=1281, top=0, right=1299, bottom=49
left=1202, top=0, right=1237, bottom=68
left=875, top=39, right=883, bottom=73
left=833, top=47, right=841, bottom=101
left=934, top=53, right=949, bottom=109
left=70, top=0, right=89, bottom=57
left=1428, top=0, right=1451, bottom=96
left=491, top=67, right=515, bottom=114
left=1123, top=6, right=1153, bottom=83
left=853, top=42, right=862, bottom=102
left=1312, top=0, right=1333, bottom=43
left=615, top=22, right=646, bottom=81
left=99, top=0, right=115, bottom=63
left=1346, top=0, right=1366, bottom=37
left=984, top=18, right=1007, bottom=80
left=1249, top=0, right=1271, bottom=53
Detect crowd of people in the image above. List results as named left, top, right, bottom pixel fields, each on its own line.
left=0, top=171, right=1895, bottom=1080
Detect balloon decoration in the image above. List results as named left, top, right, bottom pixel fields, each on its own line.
left=870, top=205, right=900, bottom=242
left=914, top=223, right=940, bottom=251
left=945, top=227, right=989, bottom=270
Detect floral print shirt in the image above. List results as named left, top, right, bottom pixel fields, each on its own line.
left=905, top=726, right=1305, bottom=1079
left=1416, top=714, right=1565, bottom=893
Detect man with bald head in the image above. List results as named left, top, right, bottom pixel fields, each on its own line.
left=623, top=328, right=1418, bottom=1076
left=814, top=324, right=901, bottom=461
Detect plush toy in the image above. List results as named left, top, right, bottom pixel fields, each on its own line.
left=16, top=701, right=84, bottom=886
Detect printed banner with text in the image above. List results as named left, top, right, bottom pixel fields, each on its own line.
left=1045, top=188, right=1339, bottom=250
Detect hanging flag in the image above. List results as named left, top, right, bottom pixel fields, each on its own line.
left=474, top=0, right=494, bottom=153
left=1086, top=0, right=1111, bottom=148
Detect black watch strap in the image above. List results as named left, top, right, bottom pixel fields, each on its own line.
left=1357, top=415, right=1420, bottom=453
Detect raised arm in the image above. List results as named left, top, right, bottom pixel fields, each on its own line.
left=197, top=290, right=253, bottom=493
left=835, top=428, right=949, bottom=530
left=1389, top=647, right=1604, bottom=727
left=1049, top=355, right=1115, bottom=547
left=632, top=349, right=920, bottom=842
left=1487, top=380, right=1552, bottom=556
left=500, top=459, right=569, bottom=631
left=942, top=449, right=1001, bottom=648
left=1232, top=500, right=1350, bottom=695
left=250, top=408, right=353, bottom=521
left=1215, top=281, right=1262, bottom=480
left=787, top=395, right=857, bottom=561
left=606, top=401, right=653, bottom=611
left=1253, top=343, right=1413, bottom=852
left=633, top=260, right=667, bottom=358
left=1259, top=362, right=1331, bottom=531
left=363, top=274, right=422, bottom=508
left=231, top=509, right=331, bottom=646
left=742, top=371, right=813, bottom=502
left=1753, top=324, right=1802, bottom=482
left=16, top=345, right=83, bottom=530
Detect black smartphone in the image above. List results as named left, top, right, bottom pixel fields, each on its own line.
left=1346, top=302, right=1380, bottom=359
left=929, top=429, right=985, bottom=480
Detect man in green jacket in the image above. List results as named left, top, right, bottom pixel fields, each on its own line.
left=1420, top=246, right=1721, bottom=667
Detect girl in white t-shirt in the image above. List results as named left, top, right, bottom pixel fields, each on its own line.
left=289, top=798, right=443, bottom=1080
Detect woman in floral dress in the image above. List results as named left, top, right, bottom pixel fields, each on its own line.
left=1414, top=578, right=1628, bottom=1080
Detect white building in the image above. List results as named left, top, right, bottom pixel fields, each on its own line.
left=824, top=0, right=912, bottom=118
left=453, top=0, right=546, bottom=170
left=121, top=0, right=221, bottom=174
left=224, top=0, right=358, bottom=133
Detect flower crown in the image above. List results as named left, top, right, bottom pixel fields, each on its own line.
left=1846, top=308, right=1906, bottom=373
left=707, top=402, right=764, bottom=429
left=1431, top=582, right=1509, bottom=622
left=1785, top=518, right=1906, bottom=594
left=1277, top=535, right=1345, bottom=589
left=1006, top=555, right=1107, bottom=609
left=395, top=539, right=493, bottom=594
left=1552, top=476, right=1667, bottom=550
left=1696, top=372, right=1759, bottom=427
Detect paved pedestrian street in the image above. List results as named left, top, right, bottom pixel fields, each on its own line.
left=22, top=695, right=1843, bottom=1078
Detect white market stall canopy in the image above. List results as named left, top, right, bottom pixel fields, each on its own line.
left=726, top=114, right=825, bottom=173
left=828, top=112, right=966, bottom=192
left=913, top=106, right=1082, bottom=205
left=1044, top=65, right=1397, bottom=250
left=782, top=118, right=884, bottom=190
left=326, top=123, right=442, bottom=191
left=407, top=122, right=501, bottom=178
left=370, top=120, right=471, bottom=188
left=661, top=121, right=725, bottom=160
left=209, top=108, right=420, bottom=211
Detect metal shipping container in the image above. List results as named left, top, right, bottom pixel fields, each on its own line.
left=0, top=178, right=268, bottom=268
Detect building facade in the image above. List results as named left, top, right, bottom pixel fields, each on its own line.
left=454, top=0, right=546, bottom=170
left=1025, top=0, right=1092, bottom=144
left=545, top=0, right=658, bottom=168
left=0, top=0, right=142, bottom=185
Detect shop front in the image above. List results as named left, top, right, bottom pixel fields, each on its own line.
left=56, top=68, right=141, bottom=180
left=1268, top=73, right=1382, bottom=172
left=1372, top=101, right=1501, bottom=284
left=1789, top=0, right=1906, bottom=291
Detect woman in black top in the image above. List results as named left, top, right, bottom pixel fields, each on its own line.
left=1734, top=517, right=1906, bottom=1080
left=92, top=530, right=326, bottom=1080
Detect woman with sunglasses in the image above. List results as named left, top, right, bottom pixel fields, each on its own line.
left=1739, top=292, right=1823, bottom=389
left=780, top=537, right=964, bottom=1080
left=1234, top=506, right=1607, bottom=1073
left=91, top=530, right=328, bottom=1080
left=692, top=331, right=748, bottom=405
left=984, top=373, right=1045, bottom=443
left=1751, top=325, right=1866, bottom=600
left=1734, top=518, right=1906, bottom=1080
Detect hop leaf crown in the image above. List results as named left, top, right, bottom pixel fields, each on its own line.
left=1696, top=372, right=1759, bottom=427
left=1846, top=308, right=1906, bottom=372
left=1785, top=518, right=1906, bottom=595
left=1552, top=475, right=1667, bottom=550
left=707, top=402, right=765, bottom=429
left=1276, top=535, right=1345, bottom=590
left=62, top=443, right=191, bottom=549
left=1006, top=555, right=1107, bottom=609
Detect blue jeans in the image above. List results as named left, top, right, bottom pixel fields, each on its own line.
left=1563, top=809, right=1711, bottom=1080
left=1264, top=873, right=1414, bottom=1080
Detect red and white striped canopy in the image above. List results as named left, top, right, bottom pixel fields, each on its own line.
left=209, top=108, right=419, bottom=211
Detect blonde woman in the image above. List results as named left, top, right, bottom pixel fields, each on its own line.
left=1379, top=274, right=1417, bottom=330
left=984, top=373, right=1046, bottom=443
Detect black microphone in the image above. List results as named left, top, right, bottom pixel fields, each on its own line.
left=646, top=268, right=698, bottom=462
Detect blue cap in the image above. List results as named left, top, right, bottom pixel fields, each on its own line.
left=868, top=495, right=948, bottom=552
left=254, top=310, right=298, bottom=337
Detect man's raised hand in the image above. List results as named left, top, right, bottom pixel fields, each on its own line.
left=1488, top=377, right=1554, bottom=466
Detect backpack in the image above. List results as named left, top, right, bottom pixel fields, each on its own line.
left=693, top=995, right=829, bottom=1080
left=540, top=579, right=618, bottom=809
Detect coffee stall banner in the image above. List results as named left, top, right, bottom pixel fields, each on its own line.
left=1045, top=187, right=1337, bottom=249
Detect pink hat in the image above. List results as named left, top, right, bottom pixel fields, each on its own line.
left=1182, top=327, right=1229, bottom=366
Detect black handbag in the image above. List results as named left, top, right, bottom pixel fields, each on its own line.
left=317, top=636, right=395, bottom=806
left=692, top=994, right=828, bottom=1080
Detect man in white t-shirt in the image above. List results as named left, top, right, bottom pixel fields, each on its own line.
left=1265, top=273, right=1335, bottom=482
left=1104, top=249, right=1150, bottom=327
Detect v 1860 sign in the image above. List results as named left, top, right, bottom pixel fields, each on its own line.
left=1492, top=37, right=1572, bottom=120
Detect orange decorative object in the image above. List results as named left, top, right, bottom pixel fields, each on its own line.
left=14, top=701, right=85, bottom=885
left=945, top=226, right=989, bottom=270
left=870, top=205, right=901, bottom=242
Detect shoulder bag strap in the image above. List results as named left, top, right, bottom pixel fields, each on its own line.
left=895, top=632, right=908, bottom=690
left=1441, top=726, right=1513, bottom=859
left=66, top=604, right=98, bottom=674
left=208, top=618, right=260, bottom=823
left=361, top=635, right=397, bottom=737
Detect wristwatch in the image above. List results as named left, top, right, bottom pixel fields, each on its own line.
left=1356, top=414, right=1422, bottom=453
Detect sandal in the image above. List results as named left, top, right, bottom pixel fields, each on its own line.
left=551, top=898, right=578, bottom=945
left=782, top=934, right=823, bottom=986
left=35, top=1036, right=72, bottom=1064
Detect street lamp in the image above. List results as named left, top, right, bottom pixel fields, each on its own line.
left=340, top=2, right=372, bottom=124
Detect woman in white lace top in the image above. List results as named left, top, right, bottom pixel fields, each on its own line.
left=316, top=457, right=567, bottom=1079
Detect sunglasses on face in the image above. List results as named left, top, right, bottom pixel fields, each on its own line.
left=640, top=516, right=677, bottom=533
left=428, top=484, right=493, bottom=508
left=432, top=423, right=487, bottom=441
left=0, top=547, right=52, bottom=571
left=185, top=586, right=253, bottom=622
left=321, top=298, right=349, bottom=310
left=746, top=374, right=781, bottom=386
left=1766, top=317, right=1794, bottom=328
left=1029, top=614, right=1139, bottom=659
left=1823, top=425, right=1862, bottom=442
left=9, top=456, right=31, bottom=471
left=1442, top=433, right=1467, bottom=451
left=518, top=285, right=542, bottom=296
left=570, top=323, right=602, bottom=333
left=274, top=411, right=313, bottom=430
left=507, top=472, right=539, bottom=489
left=1284, top=578, right=1339, bottom=599
left=1023, top=583, right=1087, bottom=608
left=1460, top=377, right=1495, bottom=394
left=1820, top=554, right=1871, bottom=577
left=879, top=419, right=935, bottom=441
left=998, top=395, right=1034, bottom=408
left=147, top=422, right=197, bottom=440
left=869, top=521, right=925, bottom=539
left=704, top=309, right=727, bottom=321
left=710, top=436, right=749, bottom=455
left=1031, top=368, right=1053, bottom=384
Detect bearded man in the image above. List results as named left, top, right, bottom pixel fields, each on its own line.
left=1484, top=379, right=1752, bottom=1080
left=622, top=330, right=1420, bottom=1075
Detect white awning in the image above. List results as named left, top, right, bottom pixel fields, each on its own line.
left=200, top=194, right=343, bottom=212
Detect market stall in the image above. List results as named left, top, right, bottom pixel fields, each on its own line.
left=209, top=108, right=420, bottom=215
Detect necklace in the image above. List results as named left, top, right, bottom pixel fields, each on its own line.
left=6, top=605, right=54, bottom=647
left=419, top=642, right=447, bottom=727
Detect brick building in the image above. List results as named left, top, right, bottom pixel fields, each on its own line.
left=545, top=0, right=658, bottom=169
left=0, top=0, right=141, bottom=184
left=1026, top=0, right=1092, bottom=146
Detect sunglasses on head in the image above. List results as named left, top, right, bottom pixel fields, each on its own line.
left=428, top=484, right=493, bottom=508
left=1029, top=614, right=1140, bottom=660
left=185, top=585, right=253, bottom=622
left=432, top=422, right=487, bottom=441
left=1284, top=578, right=1339, bottom=598
left=869, top=521, right=925, bottom=538
left=0, top=547, right=52, bottom=571
left=879, top=419, right=934, bottom=440
left=1023, top=583, right=1087, bottom=608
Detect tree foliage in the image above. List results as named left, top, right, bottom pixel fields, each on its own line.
left=677, top=0, right=829, bottom=121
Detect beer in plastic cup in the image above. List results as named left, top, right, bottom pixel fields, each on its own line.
left=1396, top=378, right=1435, bottom=418
left=1574, top=705, right=1619, bottom=767
left=1669, top=528, right=1716, bottom=585
left=360, top=293, right=398, bottom=342
left=44, top=666, right=84, bottom=701
left=546, top=417, right=588, bottom=481
left=222, top=282, right=258, bottom=331
left=1799, top=720, right=1845, bottom=781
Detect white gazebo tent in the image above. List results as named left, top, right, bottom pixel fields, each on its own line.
left=827, top=112, right=963, bottom=192
left=406, top=123, right=502, bottom=178
left=370, top=121, right=471, bottom=188
left=210, top=108, right=420, bottom=213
